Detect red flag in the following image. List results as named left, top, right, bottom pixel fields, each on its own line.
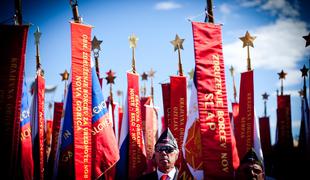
left=127, top=72, right=147, bottom=179
left=144, top=99, right=158, bottom=173
left=161, top=83, right=170, bottom=132
left=276, top=95, right=293, bottom=149
left=235, top=71, right=255, bottom=159
left=140, top=96, right=151, bottom=136
left=46, top=120, right=53, bottom=159
left=20, top=73, right=34, bottom=180
left=30, top=75, right=46, bottom=180
left=47, top=102, right=63, bottom=177
left=71, top=22, right=92, bottom=179
left=0, top=25, right=29, bottom=178
left=192, top=22, right=239, bottom=179
left=118, top=105, right=123, bottom=143
left=259, top=117, right=272, bottom=156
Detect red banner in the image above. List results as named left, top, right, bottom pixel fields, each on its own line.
left=48, top=102, right=63, bottom=176
left=0, top=25, right=28, bottom=178
left=118, top=106, right=123, bottom=143
left=169, top=76, right=187, bottom=166
left=46, top=120, right=53, bottom=158
left=71, top=22, right=92, bottom=179
left=259, top=117, right=272, bottom=156
left=232, top=103, right=239, bottom=123
left=144, top=99, right=158, bottom=173
left=276, top=95, right=293, bottom=148
left=37, top=75, right=46, bottom=180
left=161, top=83, right=171, bottom=132
left=235, top=71, right=254, bottom=160
left=192, top=22, right=239, bottom=179
left=140, top=96, right=151, bottom=136
left=127, top=72, right=147, bottom=179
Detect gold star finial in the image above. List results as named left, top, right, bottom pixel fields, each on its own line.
left=262, top=92, right=269, bottom=100
left=141, top=72, right=148, bottom=81
left=300, top=65, right=309, bottom=78
left=92, top=36, right=103, bottom=52
left=129, top=34, right=138, bottom=48
left=278, top=70, right=287, bottom=80
left=60, top=70, right=69, bottom=81
left=105, top=69, right=116, bottom=84
left=34, top=26, right=42, bottom=45
left=239, top=31, right=256, bottom=48
left=148, top=68, right=156, bottom=78
left=170, top=34, right=184, bottom=51
left=303, top=33, right=310, bottom=47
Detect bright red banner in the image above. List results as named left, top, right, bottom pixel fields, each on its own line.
left=169, top=76, right=187, bottom=166
left=276, top=95, right=293, bottom=148
left=161, top=83, right=171, bottom=131
left=144, top=99, right=158, bottom=173
left=192, top=22, right=239, bottom=179
left=232, top=102, right=239, bottom=124
left=37, top=75, right=46, bottom=180
left=118, top=106, right=123, bottom=143
left=140, top=96, right=151, bottom=136
left=46, top=120, right=53, bottom=158
left=259, top=117, right=272, bottom=156
left=235, top=71, right=254, bottom=160
left=127, top=72, right=147, bottom=179
left=0, top=25, right=28, bottom=178
left=71, top=22, right=92, bottom=180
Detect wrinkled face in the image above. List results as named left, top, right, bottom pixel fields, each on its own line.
left=154, top=143, right=179, bottom=173
left=236, top=162, right=264, bottom=180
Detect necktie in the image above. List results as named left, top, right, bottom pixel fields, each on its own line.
left=160, top=174, right=168, bottom=180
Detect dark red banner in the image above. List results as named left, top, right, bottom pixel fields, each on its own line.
left=235, top=71, right=254, bottom=160
left=140, top=96, right=151, bottom=136
left=118, top=106, right=123, bottom=143
left=127, top=72, right=147, bottom=179
left=276, top=95, right=293, bottom=148
left=37, top=75, right=46, bottom=180
left=169, top=76, right=187, bottom=166
left=259, top=117, right=272, bottom=156
left=71, top=22, right=92, bottom=180
left=48, top=102, right=63, bottom=176
left=192, top=22, right=239, bottom=179
left=161, top=83, right=171, bottom=131
left=0, top=25, right=28, bottom=178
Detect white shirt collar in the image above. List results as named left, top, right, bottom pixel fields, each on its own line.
left=157, top=167, right=176, bottom=180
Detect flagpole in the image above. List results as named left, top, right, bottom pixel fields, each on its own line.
left=70, top=0, right=81, bottom=23
left=34, top=26, right=42, bottom=73
left=171, top=34, right=185, bottom=76
left=205, top=0, right=214, bottom=23
left=149, top=68, right=156, bottom=103
left=239, top=31, right=256, bottom=71
left=60, top=70, right=69, bottom=101
left=92, top=36, right=103, bottom=79
left=229, top=66, right=237, bottom=102
left=262, top=93, right=269, bottom=117
left=301, top=65, right=309, bottom=99
left=129, top=34, right=138, bottom=73
left=278, top=70, right=287, bottom=96
left=14, top=0, right=22, bottom=25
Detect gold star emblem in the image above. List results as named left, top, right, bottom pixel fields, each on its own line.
left=188, top=68, right=194, bottom=80
left=170, top=34, right=184, bottom=51
left=129, top=34, right=138, bottom=48
left=141, top=72, right=148, bottom=81
left=105, top=69, right=116, bottom=84
left=60, top=70, right=69, bottom=81
left=278, top=70, right=287, bottom=80
left=239, top=31, right=256, bottom=48
left=303, top=33, right=310, bottom=47
left=262, top=92, right=269, bottom=100
left=92, top=36, right=103, bottom=52
left=148, top=68, right=156, bottom=78
left=300, top=65, right=309, bottom=77
left=34, top=26, right=41, bottom=45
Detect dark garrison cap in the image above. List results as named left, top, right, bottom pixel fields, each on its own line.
left=155, top=128, right=178, bottom=149
left=241, top=148, right=263, bottom=167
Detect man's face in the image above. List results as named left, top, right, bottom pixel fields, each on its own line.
left=154, top=143, right=179, bottom=173
left=236, top=162, right=264, bottom=180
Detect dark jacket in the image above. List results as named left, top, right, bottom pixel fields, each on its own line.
left=137, top=168, right=179, bottom=180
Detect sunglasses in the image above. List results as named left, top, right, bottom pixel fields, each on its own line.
left=155, top=146, right=175, bottom=153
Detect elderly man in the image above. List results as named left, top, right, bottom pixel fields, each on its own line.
left=138, top=128, right=179, bottom=180
left=236, top=148, right=265, bottom=180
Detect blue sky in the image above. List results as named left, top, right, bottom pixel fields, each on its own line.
left=1, top=0, right=309, bottom=145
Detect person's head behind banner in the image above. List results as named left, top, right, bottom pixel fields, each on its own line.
left=236, top=148, right=264, bottom=180
left=154, top=128, right=179, bottom=174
